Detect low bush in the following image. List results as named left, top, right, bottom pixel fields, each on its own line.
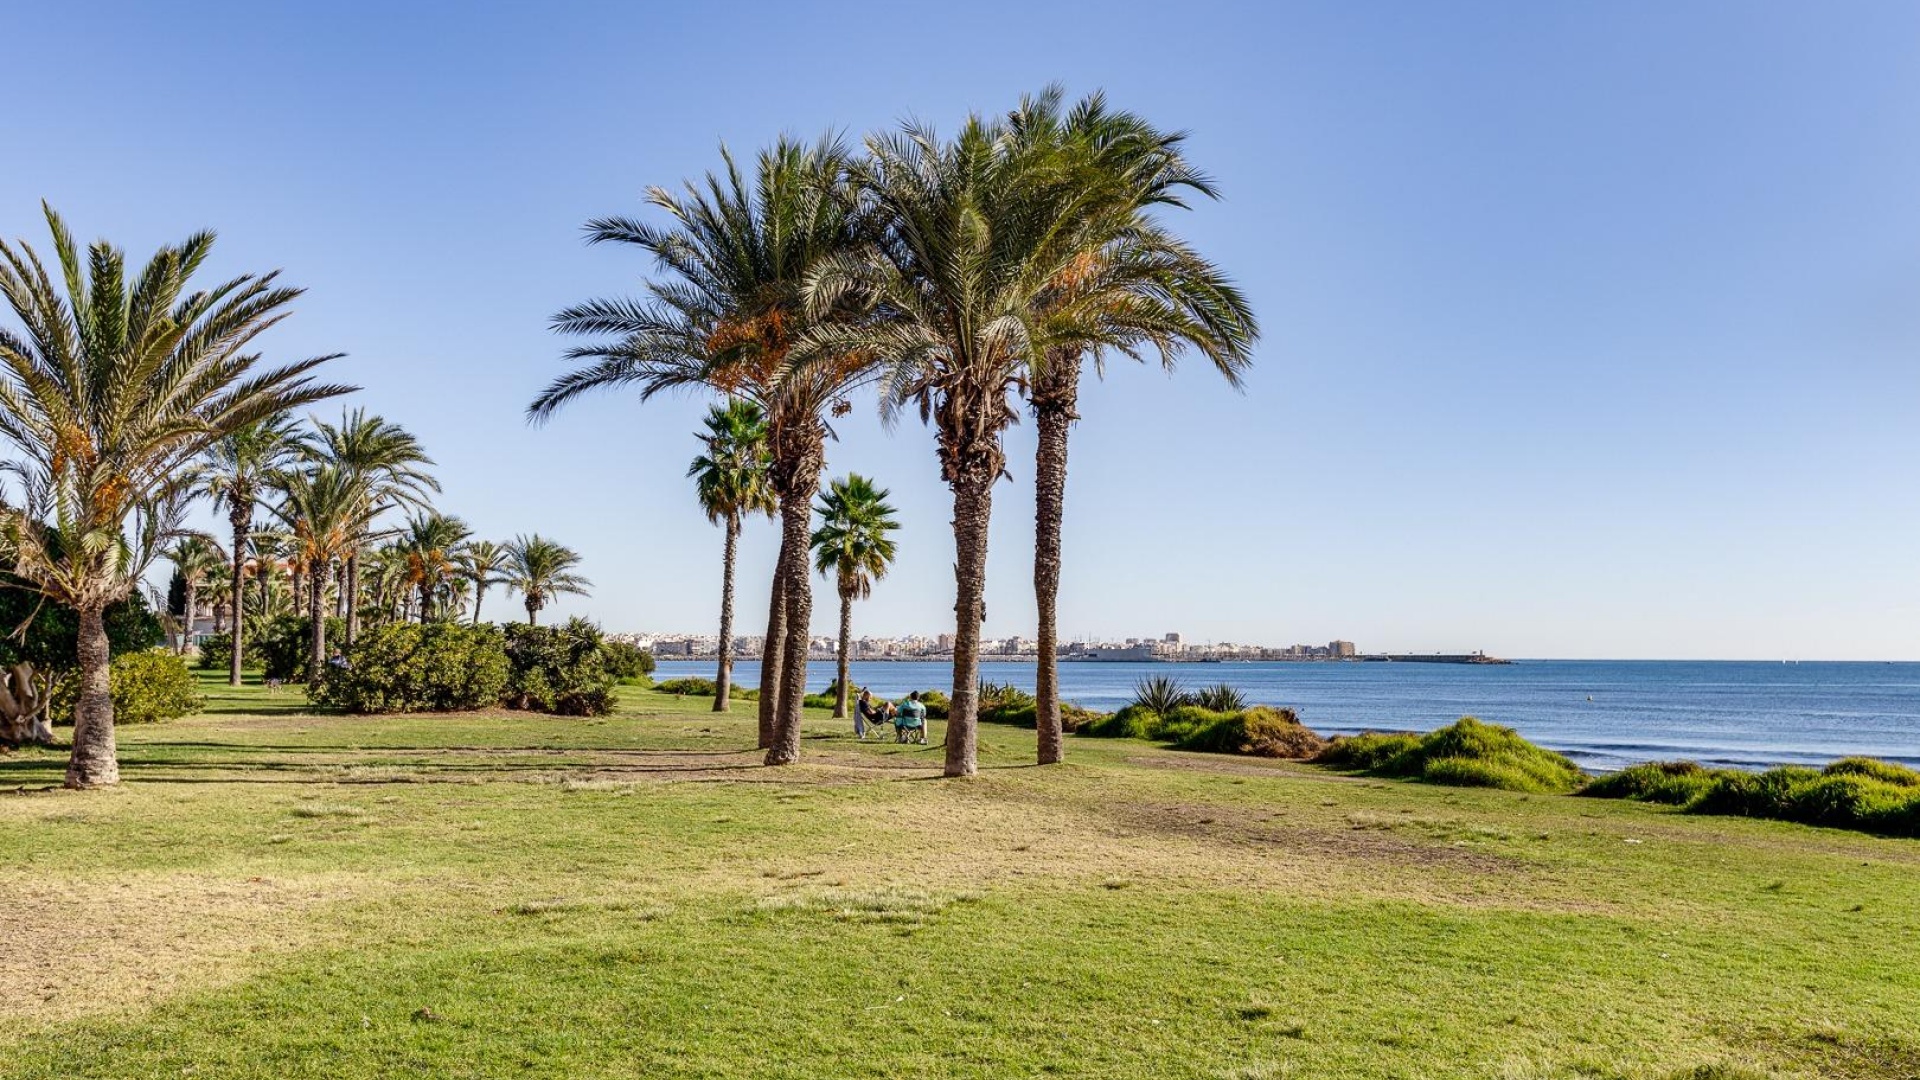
left=310, top=622, right=509, bottom=714
left=1579, top=756, right=1920, bottom=837
left=502, top=619, right=617, bottom=717
left=1314, top=732, right=1421, bottom=772
left=654, top=677, right=756, bottom=700
left=1078, top=703, right=1159, bottom=740
left=1579, top=761, right=1727, bottom=805
left=1130, top=675, right=1190, bottom=715
left=48, top=650, right=207, bottom=726
left=1315, top=718, right=1584, bottom=794
left=916, top=690, right=949, bottom=720
left=602, top=641, right=655, bottom=682
left=197, top=632, right=236, bottom=672
left=1176, top=705, right=1325, bottom=759
left=252, top=615, right=346, bottom=682
left=1191, top=683, right=1247, bottom=713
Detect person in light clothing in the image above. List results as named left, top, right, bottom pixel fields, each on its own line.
left=894, top=691, right=927, bottom=744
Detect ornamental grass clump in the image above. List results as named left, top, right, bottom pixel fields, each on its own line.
left=1316, top=718, right=1584, bottom=794
left=1177, top=705, right=1325, bottom=759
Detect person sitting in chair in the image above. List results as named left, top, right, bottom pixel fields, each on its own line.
left=854, top=688, right=886, bottom=740
left=894, top=691, right=928, bottom=745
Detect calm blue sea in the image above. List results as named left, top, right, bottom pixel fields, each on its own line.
left=652, top=658, right=1920, bottom=772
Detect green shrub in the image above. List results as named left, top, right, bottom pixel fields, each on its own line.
left=502, top=618, right=617, bottom=717
left=1823, top=756, right=1920, bottom=788
left=1078, top=703, right=1159, bottom=739
left=0, top=577, right=163, bottom=675
left=802, top=693, right=839, bottom=710
left=1315, top=732, right=1422, bottom=772
left=1314, top=718, right=1583, bottom=794
left=601, top=641, right=655, bottom=681
left=49, top=649, right=206, bottom=726
left=310, top=622, right=509, bottom=714
left=917, top=690, right=949, bottom=720
left=1688, top=766, right=1821, bottom=817
left=1147, top=704, right=1229, bottom=743
left=252, top=615, right=346, bottom=682
left=654, top=676, right=755, bottom=700
left=1579, top=761, right=1731, bottom=805
left=1177, top=705, right=1325, bottom=759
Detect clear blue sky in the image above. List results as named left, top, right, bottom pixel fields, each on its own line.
left=8, top=1, right=1918, bottom=659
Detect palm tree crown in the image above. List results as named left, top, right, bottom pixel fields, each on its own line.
left=0, top=204, right=352, bottom=787
left=811, top=474, right=899, bottom=602
left=399, top=511, right=471, bottom=621
left=456, top=539, right=510, bottom=625
left=505, top=534, right=590, bottom=625
left=689, top=398, right=777, bottom=526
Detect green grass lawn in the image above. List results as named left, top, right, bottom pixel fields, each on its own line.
left=1, top=673, right=1916, bottom=1079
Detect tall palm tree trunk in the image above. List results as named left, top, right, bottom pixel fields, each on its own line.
left=756, top=555, right=787, bottom=749
left=472, top=584, right=486, bottom=626
left=66, top=603, right=119, bottom=789
left=944, top=468, right=995, bottom=778
left=345, top=552, right=361, bottom=646
left=229, top=507, right=250, bottom=687
left=180, top=579, right=198, bottom=656
left=526, top=599, right=539, bottom=626
left=766, top=486, right=818, bottom=765
left=308, top=565, right=327, bottom=682
left=833, top=583, right=853, bottom=720
left=713, top=514, right=740, bottom=713
left=1032, top=353, right=1081, bottom=765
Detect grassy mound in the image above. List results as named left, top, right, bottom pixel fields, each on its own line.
left=1316, top=717, right=1585, bottom=794
left=1582, top=756, right=1920, bottom=837
left=1176, top=705, right=1326, bottom=759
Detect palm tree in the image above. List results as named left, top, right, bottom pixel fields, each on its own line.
left=456, top=540, right=509, bottom=625
left=310, top=409, right=437, bottom=645
left=164, top=537, right=227, bottom=655
left=688, top=399, right=776, bottom=712
left=0, top=205, right=351, bottom=787
left=203, top=414, right=308, bottom=684
left=272, top=466, right=372, bottom=680
left=532, top=137, right=873, bottom=763
left=797, top=115, right=1095, bottom=776
left=504, top=534, right=589, bottom=625
left=398, top=511, right=471, bottom=622
left=810, top=475, right=899, bottom=720
left=1008, top=90, right=1259, bottom=764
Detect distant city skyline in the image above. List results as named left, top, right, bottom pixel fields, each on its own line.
left=9, top=1, right=1919, bottom=660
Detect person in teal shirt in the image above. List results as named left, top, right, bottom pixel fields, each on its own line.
left=894, top=692, right=927, bottom=744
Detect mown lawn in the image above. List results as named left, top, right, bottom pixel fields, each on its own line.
left=1, top=674, right=1916, bottom=1079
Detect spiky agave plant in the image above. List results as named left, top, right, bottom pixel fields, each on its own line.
left=1191, top=683, right=1247, bottom=712
left=1130, top=675, right=1191, bottom=716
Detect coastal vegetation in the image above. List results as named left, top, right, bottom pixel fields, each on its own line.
left=810, top=474, right=899, bottom=720
left=1315, top=717, right=1587, bottom=795
left=1582, top=757, right=1920, bottom=837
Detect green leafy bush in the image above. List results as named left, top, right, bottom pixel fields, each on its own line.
left=1315, top=718, right=1584, bottom=794
left=503, top=618, right=617, bottom=717
left=602, top=641, right=655, bottom=681
left=253, top=615, right=346, bottom=682
left=1079, top=703, right=1160, bottom=740
left=1584, top=757, right=1920, bottom=836
left=977, top=698, right=1103, bottom=731
left=654, top=676, right=756, bottom=700
left=0, top=577, right=163, bottom=674
left=916, top=690, right=949, bottom=720
left=49, top=649, right=205, bottom=726
left=310, top=622, right=509, bottom=713
left=1176, top=706, right=1325, bottom=759
left=1314, top=732, right=1422, bottom=772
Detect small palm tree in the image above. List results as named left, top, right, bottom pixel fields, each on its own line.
left=504, top=535, right=589, bottom=625
left=310, top=409, right=437, bottom=644
left=164, top=537, right=227, bottom=655
left=399, top=512, right=471, bottom=622
left=689, top=399, right=776, bottom=712
left=0, top=205, right=351, bottom=787
left=272, top=466, right=373, bottom=680
left=456, top=540, right=510, bottom=625
left=810, top=475, right=899, bottom=720
left=202, top=413, right=308, bottom=684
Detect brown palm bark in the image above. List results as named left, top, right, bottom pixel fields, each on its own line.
left=227, top=503, right=250, bottom=688
left=179, top=577, right=198, bottom=657
left=1031, top=351, right=1081, bottom=765
left=307, top=565, right=327, bottom=682
left=65, top=603, right=119, bottom=789
left=765, top=419, right=825, bottom=766
left=766, top=482, right=819, bottom=765
left=833, top=579, right=853, bottom=720
left=943, top=466, right=995, bottom=778
left=344, top=551, right=361, bottom=647
left=713, top=514, right=741, bottom=713
left=756, top=554, right=787, bottom=748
